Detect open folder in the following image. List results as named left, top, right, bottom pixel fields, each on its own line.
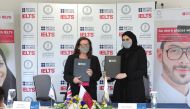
left=73, top=58, right=90, bottom=82
left=104, top=56, right=121, bottom=78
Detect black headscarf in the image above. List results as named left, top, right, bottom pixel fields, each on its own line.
left=122, top=31, right=138, bottom=50
left=117, top=31, right=139, bottom=72
left=119, top=31, right=139, bottom=56
left=0, top=48, right=16, bottom=101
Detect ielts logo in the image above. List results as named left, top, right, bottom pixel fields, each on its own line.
left=60, top=80, right=65, bottom=85
left=99, top=80, right=104, bottom=84
left=22, top=8, right=35, bottom=12
left=119, top=26, right=133, bottom=31
left=99, top=9, right=113, bottom=13
left=22, top=81, right=34, bottom=86
left=182, top=12, right=190, bottom=16
left=138, top=7, right=152, bottom=12
left=22, top=45, right=35, bottom=49
left=60, top=9, right=74, bottom=13
left=139, top=44, right=152, bottom=49
left=60, top=44, right=74, bottom=49
left=41, top=63, right=55, bottom=67
left=80, top=27, right=94, bottom=31
left=99, top=44, right=113, bottom=49
left=41, top=26, right=55, bottom=31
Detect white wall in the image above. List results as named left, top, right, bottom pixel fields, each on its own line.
left=0, top=0, right=190, bottom=100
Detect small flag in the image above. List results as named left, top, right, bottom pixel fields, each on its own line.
left=103, top=76, right=110, bottom=102
left=66, top=84, right=72, bottom=100
left=48, top=83, right=56, bottom=101
left=79, top=85, right=93, bottom=109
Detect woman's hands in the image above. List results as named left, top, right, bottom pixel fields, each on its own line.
left=115, top=73, right=127, bottom=79
left=86, top=69, right=93, bottom=77
left=73, top=76, right=82, bottom=84
left=73, top=69, right=93, bottom=84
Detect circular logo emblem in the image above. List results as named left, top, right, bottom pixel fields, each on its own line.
left=102, top=24, right=111, bottom=33
left=23, top=23, right=33, bottom=32
left=24, top=96, right=33, bottom=102
left=121, top=5, right=131, bottom=15
left=141, top=22, right=150, bottom=32
left=24, top=60, right=33, bottom=69
left=43, top=41, right=53, bottom=51
left=63, top=23, right=72, bottom=33
left=82, top=6, right=92, bottom=15
left=43, top=5, right=53, bottom=15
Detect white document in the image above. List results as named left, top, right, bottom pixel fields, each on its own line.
left=13, top=101, right=31, bottom=109
left=118, top=103, right=137, bottom=109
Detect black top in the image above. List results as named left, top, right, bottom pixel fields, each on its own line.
left=112, top=46, right=147, bottom=103
left=64, top=54, right=102, bottom=100
left=2, top=70, right=17, bottom=101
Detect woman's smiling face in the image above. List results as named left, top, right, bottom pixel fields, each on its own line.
left=0, top=55, right=7, bottom=86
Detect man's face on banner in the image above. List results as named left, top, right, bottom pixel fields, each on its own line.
left=159, top=42, right=190, bottom=85
left=0, top=55, right=7, bottom=86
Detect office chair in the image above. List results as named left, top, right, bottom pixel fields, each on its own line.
left=33, top=74, right=56, bottom=102
left=143, top=76, right=151, bottom=103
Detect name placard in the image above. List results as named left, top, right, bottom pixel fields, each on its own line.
left=30, top=102, right=40, bottom=109
left=13, top=101, right=31, bottom=109
left=118, top=103, right=146, bottom=109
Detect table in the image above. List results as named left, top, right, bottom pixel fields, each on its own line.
left=4, top=102, right=189, bottom=109
left=40, top=102, right=189, bottom=109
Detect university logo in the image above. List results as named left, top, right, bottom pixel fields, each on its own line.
left=82, top=6, right=92, bottom=15
left=63, top=23, right=72, bottom=33
left=102, top=23, right=111, bottom=33
left=121, top=5, right=131, bottom=15
left=141, top=22, right=150, bottom=32
left=43, top=41, right=53, bottom=51
left=24, top=96, right=33, bottom=102
left=24, top=60, right=33, bottom=69
left=23, top=23, right=33, bottom=32
left=43, top=5, right=53, bottom=15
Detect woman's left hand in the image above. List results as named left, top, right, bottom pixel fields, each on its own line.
left=115, top=73, right=127, bottom=79
left=86, top=69, right=93, bottom=77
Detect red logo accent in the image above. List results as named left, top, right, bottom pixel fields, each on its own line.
left=0, top=29, right=14, bottom=43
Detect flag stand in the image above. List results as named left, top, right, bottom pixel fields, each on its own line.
left=49, top=98, right=53, bottom=109
left=102, top=71, right=109, bottom=107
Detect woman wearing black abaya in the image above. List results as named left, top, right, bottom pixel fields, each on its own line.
left=111, top=31, right=147, bottom=103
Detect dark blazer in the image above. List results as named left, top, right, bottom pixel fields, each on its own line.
left=2, top=69, right=17, bottom=101
left=112, top=46, right=147, bottom=103
left=64, top=54, right=102, bottom=100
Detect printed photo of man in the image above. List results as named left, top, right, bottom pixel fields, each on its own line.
left=155, top=25, right=190, bottom=106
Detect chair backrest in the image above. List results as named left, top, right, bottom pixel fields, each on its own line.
left=33, top=75, right=54, bottom=101
left=143, top=76, right=151, bottom=103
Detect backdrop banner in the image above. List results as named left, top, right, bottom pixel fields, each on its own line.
left=0, top=11, right=16, bottom=100
left=154, top=8, right=190, bottom=106
left=21, top=2, right=154, bottom=102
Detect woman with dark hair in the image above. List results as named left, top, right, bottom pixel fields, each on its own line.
left=111, top=31, right=147, bottom=103
left=0, top=48, right=16, bottom=101
left=64, top=37, right=102, bottom=100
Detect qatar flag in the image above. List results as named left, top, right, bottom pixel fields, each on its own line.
left=66, top=84, right=72, bottom=100
left=79, top=85, right=93, bottom=109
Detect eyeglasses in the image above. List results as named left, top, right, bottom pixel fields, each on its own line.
left=165, top=47, right=190, bottom=60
